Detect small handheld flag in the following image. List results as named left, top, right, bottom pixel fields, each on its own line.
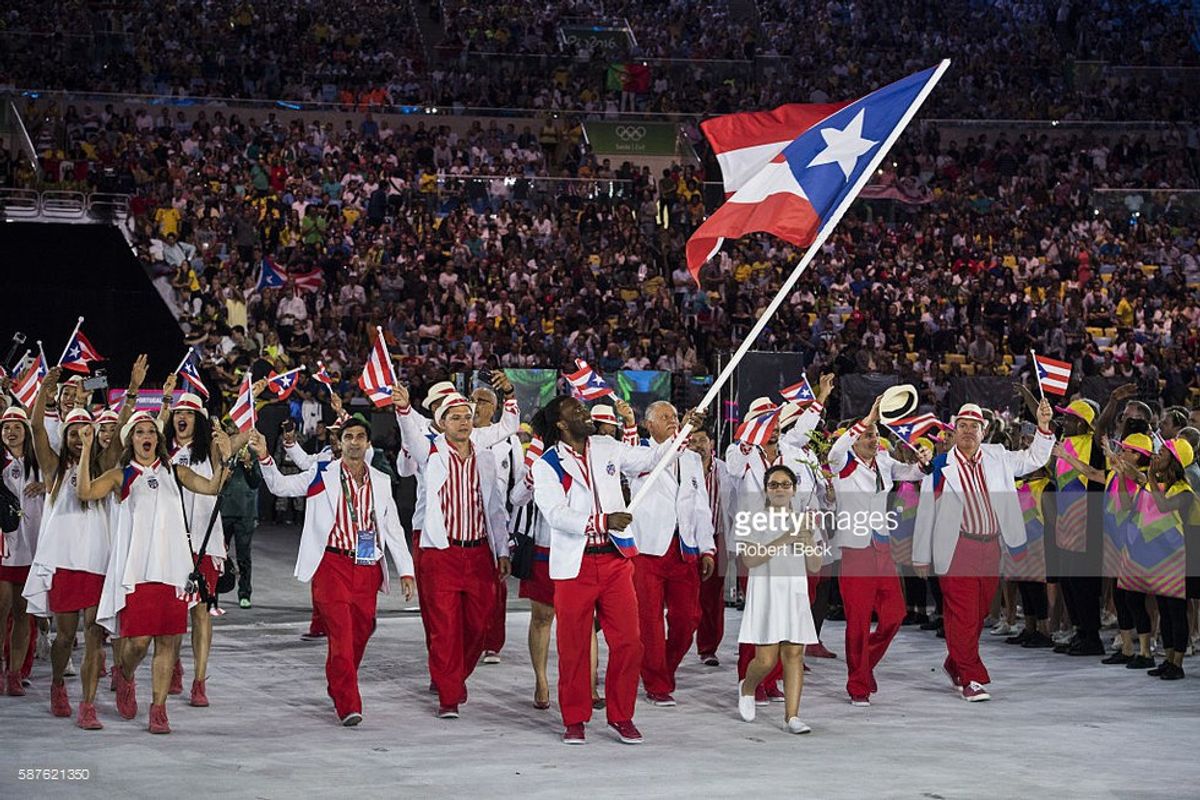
left=229, top=371, right=256, bottom=432
left=58, top=318, right=104, bottom=374
left=780, top=375, right=815, bottom=404
left=358, top=328, right=396, bottom=407
left=12, top=347, right=48, bottom=408
left=255, top=256, right=286, bottom=291
left=734, top=407, right=782, bottom=447
left=313, top=361, right=334, bottom=392
left=176, top=349, right=210, bottom=400
left=1032, top=352, right=1072, bottom=397
left=266, top=367, right=304, bottom=401
left=565, top=359, right=614, bottom=401
left=887, top=413, right=944, bottom=443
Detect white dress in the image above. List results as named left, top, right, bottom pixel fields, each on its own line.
left=171, top=445, right=227, bottom=564
left=2, top=453, right=43, bottom=568
left=737, top=525, right=818, bottom=646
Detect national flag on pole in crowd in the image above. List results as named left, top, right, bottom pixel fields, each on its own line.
left=686, top=64, right=948, bottom=281
left=313, top=362, right=334, bottom=392
left=358, top=328, right=396, bottom=407
left=565, top=359, right=614, bottom=401
left=292, top=268, right=324, bottom=293
left=702, top=102, right=849, bottom=197
left=734, top=407, right=782, bottom=447
left=177, top=349, right=210, bottom=400
left=886, top=413, right=944, bottom=443
left=59, top=322, right=104, bottom=374
left=255, top=256, right=287, bottom=291
left=1033, top=353, right=1072, bottom=396
left=12, top=350, right=47, bottom=408
left=229, top=371, right=256, bottom=432
left=266, top=368, right=304, bottom=401
left=780, top=375, right=815, bottom=404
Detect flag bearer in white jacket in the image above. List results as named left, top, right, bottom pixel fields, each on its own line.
left=913, top=399, right=1054, bottom=702
left=250, top=417, right=415, bottom=727
left=628, top=401, right=716, bottom=706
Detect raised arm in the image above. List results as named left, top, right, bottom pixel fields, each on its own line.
left=75, top=426, right=122, bottom=501
left=30, top=368, right=61, bottom=476
left=393, top=384, right=434, bottom=466
left=1002, top=398, right=1055, bottom=477
left=175, top=427, right=231, bottom=495
left=156, top=371, right=178, bottom=428
left=249, top=429, right=319, bottom=497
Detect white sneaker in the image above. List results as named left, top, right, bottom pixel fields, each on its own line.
left=64, top=657, right=77, bottom=677
left=989, top=621, right=1016, bottom=636
left=737, top=681, right=756, bottom=722
left=786, top=717, right=812, bottom=734
left=1100, top=611, right=1119, bottom=629
left=1052, top=630, right=1073, bottom=644
left=481, top=651, right=501, bottom=665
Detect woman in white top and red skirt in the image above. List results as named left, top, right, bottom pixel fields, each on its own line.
left=737, top=465, right=823, bottom=735
left=1, top=406, right=44, bottom=696
left=79, top=411, right=229, bottom=733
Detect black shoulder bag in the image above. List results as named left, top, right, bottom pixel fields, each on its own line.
left=176, top=464, right=233, bottom=609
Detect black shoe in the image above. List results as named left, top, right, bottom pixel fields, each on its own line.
left=1021, top=631, right=1056, bottom=648
left=1126, top=655, right=1156, bottom=670
left=1067, top=639, right=1106, bottom=657
left=1005, top=629, right=1032, bottom=645
left=902, top=611, right=919, bottom=626
left=1160, top=663, right=1185, bottom=681
left=1146, top=660, right=1169, bottom=675
left=919, top=616, right=942, bottom=631
left=936, top=624, right=945, bottom=640
left=913, top=612, right=930, bottom=625
left=1101, top=651, right=1133, bottom=665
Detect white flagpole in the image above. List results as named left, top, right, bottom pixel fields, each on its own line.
left=248, top=370, right=256, bottom=430
left=1030, top=349, right=1046, bottom=401
left=56, top=316, right=85, bottom=367
left=629, top=60, right=951, bottom=513
left=11, top=349, right=30, bottom=376
left=173, top=347, right=193, bottom=376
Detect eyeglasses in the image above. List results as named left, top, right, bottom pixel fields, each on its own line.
left=765, top=481, right=794, bottom=490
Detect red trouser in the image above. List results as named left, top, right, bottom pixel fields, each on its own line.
left=310, top=552, right=383, bottom=718
left=483, top=579, right=507, bottom=653
left=634, top=542, right=701, bottom=696
left=555, top=553, right=643, bottom=727
left=308, top=588, right=326, bottom=636
left=419, top=544, right=498, bottom=708
left=840, top=543, right=906, bottom=698
left=940, top=537, right=1001, bottom=686
left=696, top=561, right=725, bottom=658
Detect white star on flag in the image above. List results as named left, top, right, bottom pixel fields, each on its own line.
left=806, top=109, right=878, bottom=180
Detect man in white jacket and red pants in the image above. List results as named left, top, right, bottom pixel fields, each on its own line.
left=827, top=394, right=929, bottom=706
left=395, top=388, right=511, bottom=719
left=628, top=401, right=716, bottom=707
left=532, top=396, right=697, bottom=745
left=913, top=400, right=1054, bottom=702
left=251, top=417, right=416, bottom=727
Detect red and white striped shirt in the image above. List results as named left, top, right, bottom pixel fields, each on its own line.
left=440, top=446, right=488, bottom=543
left=955, top=448, right=999, bottom=536
left=330, top=464, right=375, bottom=550
left=561, top=441, right=610, bottom=547
left=704, top=458, right=723, bottom=537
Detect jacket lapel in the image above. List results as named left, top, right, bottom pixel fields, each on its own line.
left=325, top=460, right=345, bottom=516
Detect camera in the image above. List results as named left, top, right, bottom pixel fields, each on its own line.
left=82, top=369, right=109, bottom=392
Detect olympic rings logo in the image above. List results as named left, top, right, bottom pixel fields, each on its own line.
left=614, top=125, right=647, bottom=141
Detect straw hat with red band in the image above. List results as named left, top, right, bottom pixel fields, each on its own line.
left=95, top=408, right=120, bottom=426
left=422, top=381, right=458, bottom=411
left=1, top=407, right=31, bottom=427
left=590, top=404, right=619, bottom=427
left=1163, top=438, right=1195, bottom=470
left=120, top=411, right=161, bottom=446
left=778, top=401, right=803, bottom=431
left=63, top=408, right=94, bottom=427
left=1119, top=433, right=1154, bottom=458
left=953, top=403, right=987, bottom=426
left=171, top=392, right=209, bottom=418
left=433, top=392, right=474, bottom=426
left=743, top=396, right=778, bottom=423
left=1055, top=399, right=1096, bottom=428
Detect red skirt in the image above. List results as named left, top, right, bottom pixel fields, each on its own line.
left=49, top=569, right=105, bottom=613
left=196, top=554, right=221, bottom=596
left=0, top=564, right=31, bottom=585
left=518, top=547, right=554, bottom=606
left=120, top=582, right=188, bottom=638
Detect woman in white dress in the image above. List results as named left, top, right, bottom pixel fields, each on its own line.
left=78, top=412, right=229, bottom=734
left=737, top=465, right=823, bottom=734
left=0, top=406, right=44, bottom=697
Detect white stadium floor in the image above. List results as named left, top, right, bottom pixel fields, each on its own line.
left=3, top=526, right=1198, bottom=800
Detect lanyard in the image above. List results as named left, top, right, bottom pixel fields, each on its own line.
left=340, top=465, right=374, bottom=530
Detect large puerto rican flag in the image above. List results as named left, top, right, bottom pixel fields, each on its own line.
left=686, top=63, right=947, bottom=280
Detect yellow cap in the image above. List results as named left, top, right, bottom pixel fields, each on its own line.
left=1119, top=433, right=1153, bottom=457
left=914, top=436, right=934, bottom=452
left=1164, top=438, right=1195, bottom=470
left=1056, top=400, right=1095, bottom=428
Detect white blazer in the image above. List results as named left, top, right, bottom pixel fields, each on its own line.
left=724, top=440, right=819, bottom=514
left=258, top=455, right=414, bottom=590
left=395, top=399, right=520, bottom=478
left=533, top=434, right=681, bottom=580
left=628, top=445, right=715, bottom=557
left=912, top=432, right=1054, bottom=574
left=396, top=410, right=509, bottom=561
left=827, top=422, right=927, bottom=550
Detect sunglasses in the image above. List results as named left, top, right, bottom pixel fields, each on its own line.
left=766, top=481, right=794, bottom=490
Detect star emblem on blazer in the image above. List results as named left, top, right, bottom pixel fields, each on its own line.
left=606, top=462, right=616, bottom=475
left=147, top=477, right=159, bottom=489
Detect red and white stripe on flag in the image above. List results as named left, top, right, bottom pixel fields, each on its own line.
left=230, top=372, right=256, bottom=432
left=358, top=332, right=396, bottom=407
left=734, top=408, right=781, bottom=447
left=701, top=102, right=849, bottom=196
left=1034, top=354, right=1072, bottom=396
left=565, top=359, right=614, bottom=401
left=61, top=330, right=105, bottom=374
left=12, top=354, right=47, bottom=408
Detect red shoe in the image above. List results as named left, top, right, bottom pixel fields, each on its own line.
left=765, top=685, right=786, bottom=703
left=168, top=659, right=183, bottom=695
left=50, top=682, right=72, bottom=717
left=961, top=681, right=991, bottom=702
left=76, top=702, right=103, bottom=730
left=562, top=723, right=586, bottom=744
left=607, top=720, right=643, bottom=744
left=115, top=670, right=138, bottom=719
left=7, top=670, right=26, bottom=697
left=807, top=642, right=837, bottom=659
left=646, top=691, right=677, bottom=707
left=189, top=678, right=209, bottom=707
left=148, top=703, right=171, bottom=733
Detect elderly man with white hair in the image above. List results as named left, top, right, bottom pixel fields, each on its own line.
left=914, top=398, right=1054, bottom=703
